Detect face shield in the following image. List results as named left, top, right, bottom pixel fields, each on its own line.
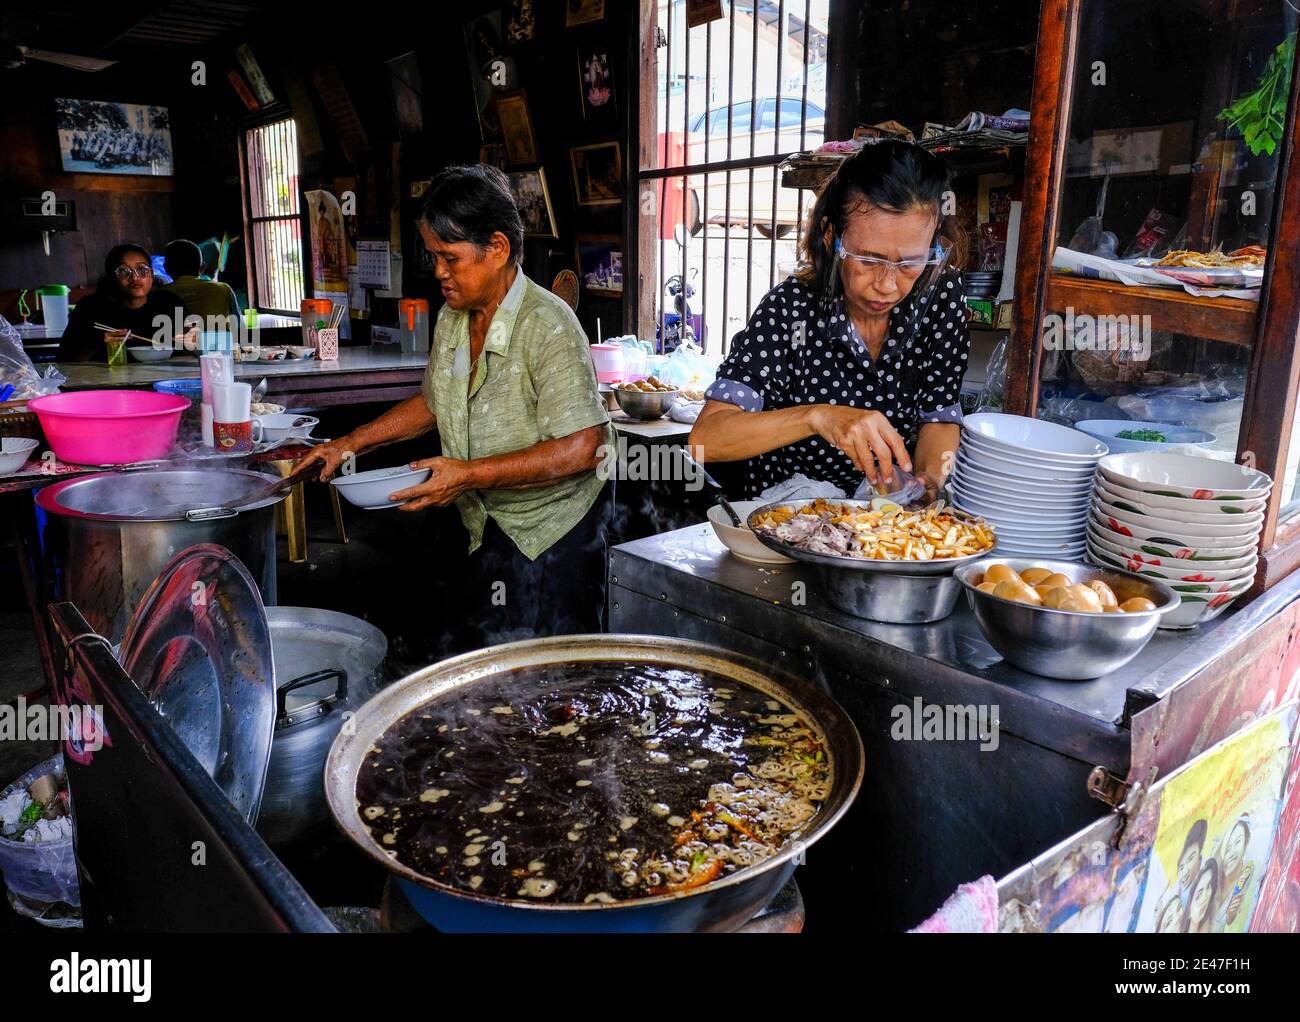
left=823, top=233, right=955, bottom=320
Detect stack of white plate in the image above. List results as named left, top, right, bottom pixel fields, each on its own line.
left=1087, top=452, right=1272, bottom=629
left=949, top=412, right=1107, bottom=559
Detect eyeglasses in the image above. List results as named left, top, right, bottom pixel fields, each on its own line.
left=114, top=265, right=153, bottom=281
left=835, top=237, right=949, bottom=281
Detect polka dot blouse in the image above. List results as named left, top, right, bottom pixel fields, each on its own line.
left=704, top=271, right=970, bottom=496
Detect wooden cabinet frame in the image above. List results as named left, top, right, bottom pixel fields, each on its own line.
left=1009, top=0, right=1300, bottom=595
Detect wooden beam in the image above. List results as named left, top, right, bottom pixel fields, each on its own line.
left=1006, top=0, right=1080, bottom=416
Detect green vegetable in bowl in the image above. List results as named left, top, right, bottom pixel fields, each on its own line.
left=1116, top=428, right=1168, bottom=443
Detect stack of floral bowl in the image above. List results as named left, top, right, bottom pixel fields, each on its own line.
left=949, top=412, right=1107, bottom=559
left=1086, top=451, right=1271, bottom=629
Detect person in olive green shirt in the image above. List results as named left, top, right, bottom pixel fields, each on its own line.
left=301, top=164, right=613, bottom=654
left=159, top=239, right=239, bottom=325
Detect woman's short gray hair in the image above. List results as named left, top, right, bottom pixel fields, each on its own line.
left=419, top=164, right=524, bottom=265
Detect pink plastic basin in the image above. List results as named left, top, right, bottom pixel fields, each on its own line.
left=29, top=390, right=189, bottom=465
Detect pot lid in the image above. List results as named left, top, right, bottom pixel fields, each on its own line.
left=118, top=543, right=276, bottom=823
left=35, top=467, right=286, bottom=522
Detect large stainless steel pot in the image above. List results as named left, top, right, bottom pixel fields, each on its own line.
left=257, top=607, right=388, bottom=845
left=325, top=634, right=864, bottom=933
left=36, top=468, right=285, bottom=643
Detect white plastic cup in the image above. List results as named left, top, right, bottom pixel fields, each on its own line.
left=211, top=381, right=252, bottom=423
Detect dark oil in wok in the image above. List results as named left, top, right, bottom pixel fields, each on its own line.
left=355, top=660, right=830, bottom=904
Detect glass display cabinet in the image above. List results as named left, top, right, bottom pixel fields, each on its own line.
left=1009, top=0, right=1300, bottom=592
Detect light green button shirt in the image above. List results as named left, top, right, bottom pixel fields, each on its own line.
left=421, top=269, right=612, bottom=560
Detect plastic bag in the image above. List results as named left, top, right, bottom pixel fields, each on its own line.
left=976, top=334, right=1010, bottom=412
left=656, top=338, right=717, bottom=390
left=853, top=465, right=927, bottom=506
left=0, top=315, right=65, bottom=399
left=0, top=755, right=80, bottom=907
left=759, top=473, right=847, bottom=502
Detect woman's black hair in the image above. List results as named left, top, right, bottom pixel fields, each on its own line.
left=795, top=138, right=963, bottom=291
left=96, top=243, right=152, bottom=298
left=1183, top=818, right=1209, bottom=855
left=419, top=164, right=524, bottom=266
left=1190, top=858, right=1221, bottom=926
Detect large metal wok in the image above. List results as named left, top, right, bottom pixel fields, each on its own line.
left=325, top=634, right=863, bottom=933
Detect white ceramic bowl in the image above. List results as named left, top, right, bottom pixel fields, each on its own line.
left=954, top=510, right=1088, bottom=536
left=706, top=501, right=795, bottom=564
left=330, top=465, right=432, bottom=510
left=995, top=540, right=1087, bottom=558
left=950, top=480, right=1088, bottom=513
left=959, top=435, right=1097, bottom=469
left=127, top=345, right=174, bottom=362
left=1085, top=524, right=1259, bottom=571
left=254, top=413, right=319, bottom=444
left=1093, top=483, right=1266, bottom=526
left=962, top=412, right=1109, bottom=461
left=957, top=447, right=1097, bottom=485
left=1089, top=513, right=1260, bottom=558
left=951, top=469, right=1079, bottom=497
left=1085, top=540, right=1256, bottom=585
left=1075, top=419, right=1216, bottom=455
left=1098, top=451, right=1272, bottom=501
left=1092, top=496, right=1263, bottom=537
left=961, top=430, right=1103, bottom=470
left=1093, top=477, right=1267, bottom=517
left=0, top=436, right=39, bottom=475
left=1090, top=546, right=1253, bottom=597
left=1157, top=588, right=1248, bottom=630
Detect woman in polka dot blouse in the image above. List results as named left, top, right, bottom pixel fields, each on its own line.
left=690, top=140, right=969, bottom=502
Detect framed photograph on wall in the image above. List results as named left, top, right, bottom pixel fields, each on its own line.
left=496, top=92, right=538, bottom=166
left=507, top=168, right=558, bottom=238
left=576, top=235, right=622, bottom=299
left=569, top=141, right=622, bottom=207
left=565, top=0, right=605, bottom=27
left=54, top=98, right=174, bottom=175
left=478, top=144, right=507, bottom=170
left=578, top=50, right=617, bottom=119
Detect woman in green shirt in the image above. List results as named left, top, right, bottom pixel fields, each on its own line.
left=301, top=164, right=613, bottom=653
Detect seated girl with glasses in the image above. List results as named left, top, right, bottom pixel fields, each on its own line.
left=689, top=140, right=969, bottom=503
left=58, top=243, right=193, bottom=363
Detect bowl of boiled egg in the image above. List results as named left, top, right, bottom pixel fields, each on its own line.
left=954, top=558, right=1180, bottom=680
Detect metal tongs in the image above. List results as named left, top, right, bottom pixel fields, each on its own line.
left=178, top=458, right=324, bottom=521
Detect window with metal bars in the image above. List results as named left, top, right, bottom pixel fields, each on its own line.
left=241, top=118, right=305, bottom=314
left=636, top=0, right=830, bottom=355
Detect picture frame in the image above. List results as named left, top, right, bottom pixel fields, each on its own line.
left=576, top=234, right=623, bottom=299
left=569, top=141, right=622, bottom=207
left=565, top=0, right=605, bottom=28
left=578, top=49, right=617, bottom=120
left=507, top=168, right=558, bottom=239
left=54, top=98, right=174, bottom=176
left=478, top=144, right=507, bottom=170
left=506, top=0, right=536, bottom=42
left=496, top=91, right=539, bottom=166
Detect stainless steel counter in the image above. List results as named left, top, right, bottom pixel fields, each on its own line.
left=607, top=523, right=1300, bottom=929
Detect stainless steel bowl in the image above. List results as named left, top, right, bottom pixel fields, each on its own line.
left=954, top=557, right=1181, bottom=680
left=613, top=385, right=679, bottom=420
left=747, top=498, right=995, bottom=577
left=816, top=567, right=963, bottom=624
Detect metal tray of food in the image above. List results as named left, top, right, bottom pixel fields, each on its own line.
left=746, top=497, right=996, bottom=576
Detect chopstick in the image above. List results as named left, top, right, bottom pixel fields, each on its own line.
left=93, top=322, right=155, bottom=346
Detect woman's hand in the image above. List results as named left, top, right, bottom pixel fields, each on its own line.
left=808, top=405, right=912, bottom=487
left=388, top=456, right=479, bottom=511
left=296, top=436, right=358, bottom=482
